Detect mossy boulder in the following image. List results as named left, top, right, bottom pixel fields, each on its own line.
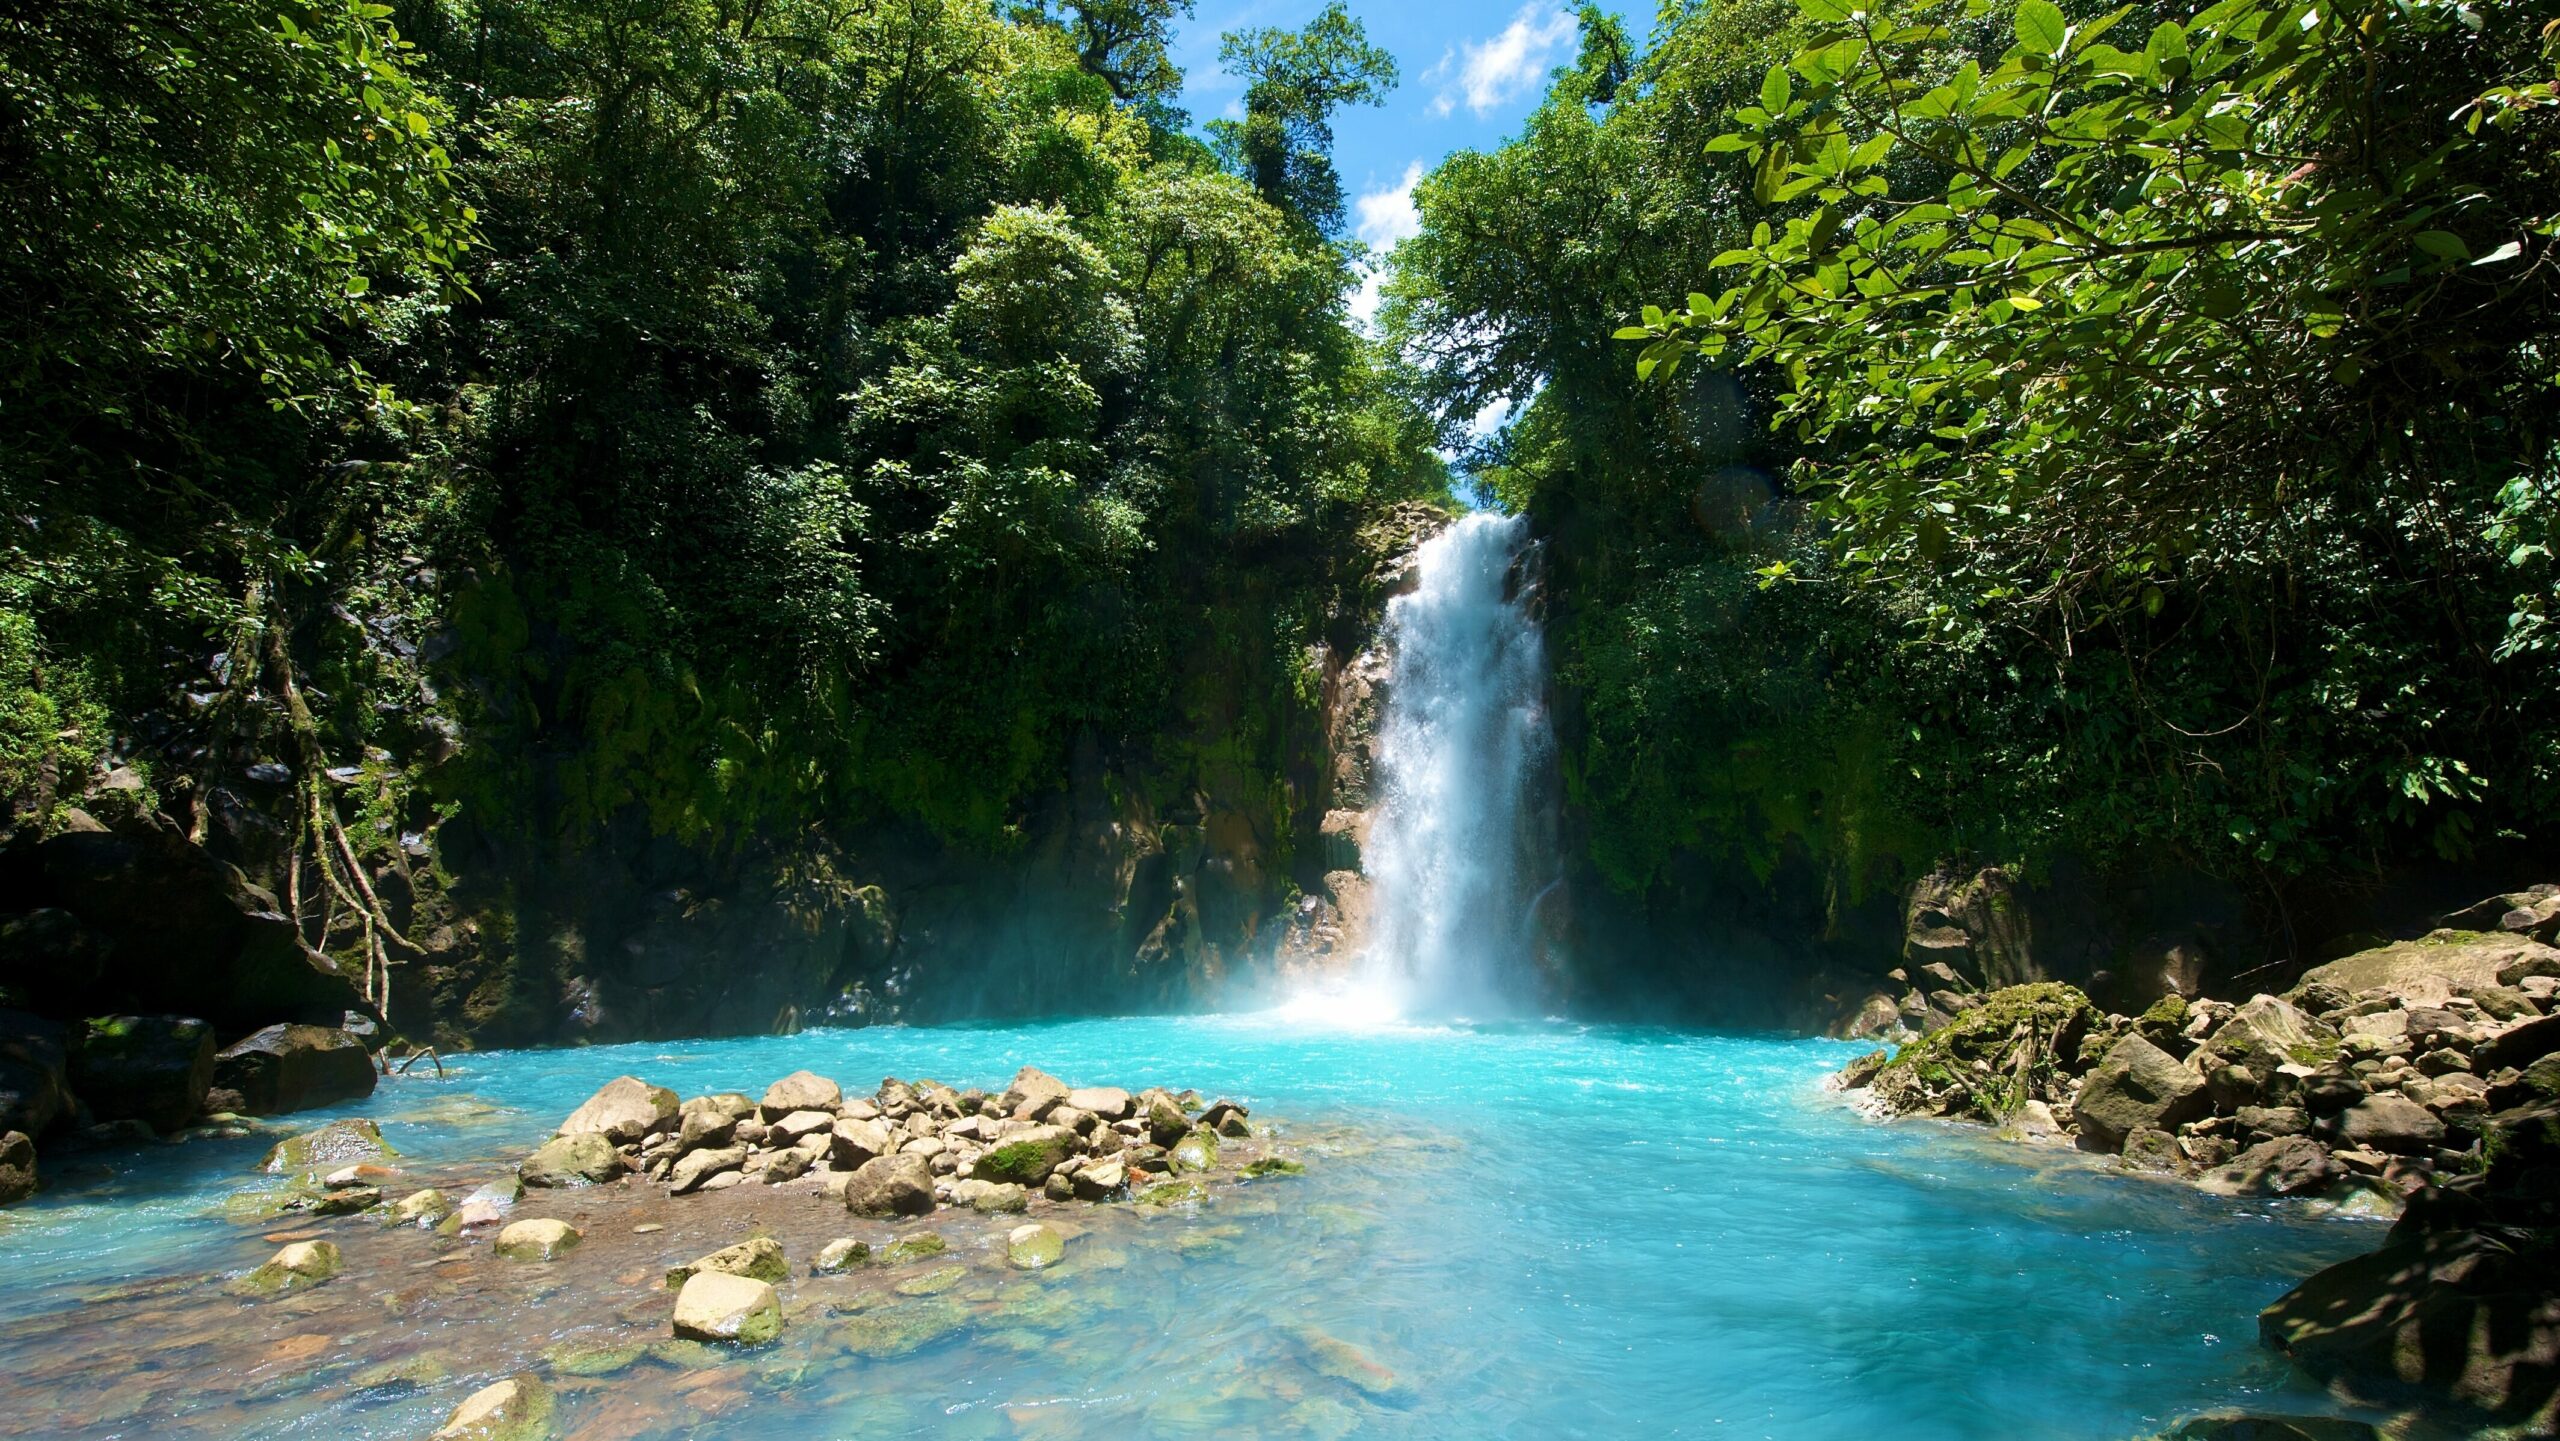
left=431, top=1375, right=553, bottom=1441
left=879, top=1232, right=948, bottom=1264
left=230, top=1239, right=341, bottom=1296
left=1864, top=983, right=2098, bottom=1123
left=1244, top=1156, right=1306, bottom=1179
left=1168, top=1130, right=1219, bottom=1174
left=671, top=1271, right=782, bottom=1345
left=970, top=1126, right=1075, bottom=1186
left=666, top=1236, right=787, bottom=1289
left=259, top=1118, right=398, bottom=1183
left=494, top=1218, right=581, bottom=1261
left=813, top=1237, right=872, bottom=1272
left=1006, top=1222, right=1065, bottom=1270
left=520, top=1132, right=625, bottom=1188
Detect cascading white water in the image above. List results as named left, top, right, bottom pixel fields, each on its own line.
left=1354, top=510, right=1555, bottom=1018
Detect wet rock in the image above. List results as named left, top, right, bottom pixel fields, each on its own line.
left=2153, top=1414, right=2385, bottom=1441
left=1135, top=1179, right=1208, bottom=1207
left=232, top=1239, right=341, bottom=1296
left=452, top=1174, right=525, bottom=1229
left=895, top=1262, right=967, bottom=1295
left=2200, top=1137, right=2343, bottom=1198
left=879, top=1232, right=948, bottom=1263
left=520, top=1132, right=626, bottom=1187
left=1073, top=1156, right=1129, bottom=1198
left=386, top=1188, right=453, bottom=1227
left=813, top=1237, right=871, bottom=1273
left=259, top=1118, right=398, bottom=1180
left=1043, top=1170, right=1075, bottom=1202
left=0, top=1010, right=69, bottom=1138
left=313, top=1184, right=383, bottom=1216
left=541, top=1340, right=647, bottom=1378
left=1169, top=1130, right=1219, bottom=1173
left=760, top=1070, right=841, bottom=1119
left=949, top=1177, right=1029, bottom=1213
left=666, top=1236, right=787, bottom=1288
left=557, top=1076, right=676, bottom=1144
left=350, top=1353, right=451, bottom=1391
left=673, top=1271, right=782, bottom=1344
left=1834, top=1049, right=1889, bottom=1090
left=1006, top=1221, right=1065, bottom=1270
left=970, top=1125, right=1075, bottom=1186
left=2336, top=1095, right=2446, bottom=1155
left=69, top=1015, right=213, bottom=1132
left=2120, top=1126, right=2190, bottom=1175
left=1244, top=1155, right=1307, bottom=1178
left=668, top=1144, right=746, bottom=1195
left=1288, top=1325, right=1416, bottom=1405
left=431, top=1375, right=553, bottom=1441
left=0, top=1129, right=32, bottom=1204
left=2075, top=1034, right=2208, bottom=1152
left=206, top=1024, right=374, bottom=1115
left=2260, top=1227, right=2559, bottom=1430
left=494, top=1218, right=581, bottom=1261
left=843, top=1153, right=936, bottom=1216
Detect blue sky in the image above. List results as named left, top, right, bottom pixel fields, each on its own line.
left=1168, top=2, right=1635, bottom=321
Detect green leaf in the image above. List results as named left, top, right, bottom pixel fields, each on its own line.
left=2015, top=0, right=2067, bottom=55
left=2414, top=230, right=2471, bottom=262
left=1612, top=326, right=1653, bottom=340
left=344, top=274, right=370, bottom=296
left=1798, top=0, right=1854, bottom=18
left=1702, top=133, right=1754, bottom=154
left=2005, top=294, right=2043, bottom=310
left=1761, top=65, right=1793, bottom=115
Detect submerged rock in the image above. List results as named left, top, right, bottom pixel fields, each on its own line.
left=671, top=1271, right=782, bottom=1345
left=1006, top=1222, right=1065, bottom=1270
left=1168, top=1130, right=1220, bottom=1173
left=231, top=1239, right=342, bottom=1296
left=494, top=1218, right=581, bottom=1261
left=813, top=1237, right=871, bottom=1273
left=541, top=1339, right=647, bottom=1378
left=879, top=1232, right=948, bottom=1264
left=386, top=1188, right=454, bottom=1227
left=432, top=1374, right=553, bottom=1441
left=259, top=1118, right=398, bottom=1181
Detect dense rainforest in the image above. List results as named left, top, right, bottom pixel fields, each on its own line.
left=3, top=0, right=2556, bottom=1047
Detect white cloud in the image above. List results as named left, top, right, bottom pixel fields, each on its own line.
left=1354, top=162, right=1425, bottom=252
left=1432, top=6, right=1577, bottom=118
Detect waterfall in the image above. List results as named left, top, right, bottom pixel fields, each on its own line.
left=1354, top=510, right=1556, bottom=1018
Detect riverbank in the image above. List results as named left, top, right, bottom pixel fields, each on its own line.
left=1834, top=905, right=2560, bottom=1434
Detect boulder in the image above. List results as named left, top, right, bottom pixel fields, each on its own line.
left=1006, top=1222, right=1065, bottom=1270
left=0, top=1130, right=33, bottom=1205
left=668, top=1145, right=746, bottom=1195
left=1065, top=1086, right=1131, bottom=1120
left=2074, top=1034, right=2208, bottom=1152
left=1144, top=1092, right=1192, bottom=1146
left=0, top=909, right=108, bottom=1015
left=22, top=826, right=368, bottom=1034
left=432, top=1375, right=554, bottom=1441
left=520, top=1132, right=626, bottom=1187
left=2260, top=1228, right=2559, bottom=1430
left=2336, top=1095, right=2446, bottom=1155
left=672, top=1271, right=781, bottom=1345
left=1169, top=1131, right=1219, bottom=1173
left=948, top=1178, right=1029, bottom=1213
left=2206, top=995, right=2336, bottom=1076
left=206, top=1024, right=375, bottom=1115
left=829, top=1115, right=893, bottom=1168
left=1834, top=1050, right=1890, bottom=1090
left=971, top=1125, right=1076, bottom=1186
left=666, top=1236, right=787, bottom=1288
left=231, top=1239, right=341, bottom=1296
left=0, top=1010, right=68, bottom=1137
left=842, top=1153, right=935, bottom=1216
left=557, top=1076, right=676, bottom=1144
left=2297, top=933, right=2553, bottom=1010
left=2199, top=1137, right=2343, bottom=1198
left=259, top=1118, right=397, bottom=1181
left=761, top=1147, right=813, bottom=1184
left=387, top=1188, right=453, bottom=1227
left=494, top=1218, right=581, bottom=1261
left=759, top=1070, right=840, bottom=1119
left=676, top=1107, right=736, bottom=1152
left=2480, top=1013, right=2560, bottom=1073
left=1001, top=1065, right=1070, bottom=1118
left=69, top=1015, right=213, bottom=1132
left=1072, top=1156, right=1128, bottom=1199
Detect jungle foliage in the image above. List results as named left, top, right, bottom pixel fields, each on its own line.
left=1, top=0, right=1447, bottom=972
left=1394, top=0, right=2559, bottom=910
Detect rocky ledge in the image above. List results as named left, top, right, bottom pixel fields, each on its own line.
left=1835, top=920, right=2560, bottom=1433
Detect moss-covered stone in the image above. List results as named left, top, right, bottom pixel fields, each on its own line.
left=541, top=1340, right=649, bottom=1377
left=879, top=1232, right=948, bottom=1264
left=1243, top=1156, right=1306, bottom=1178
left=1867, top=983, right=2098, bottom=1124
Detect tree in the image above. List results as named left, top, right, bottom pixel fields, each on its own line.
left=1213, top=1, right=1398, bottom=233
left=1021, top=0, right=1195, bottom=104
